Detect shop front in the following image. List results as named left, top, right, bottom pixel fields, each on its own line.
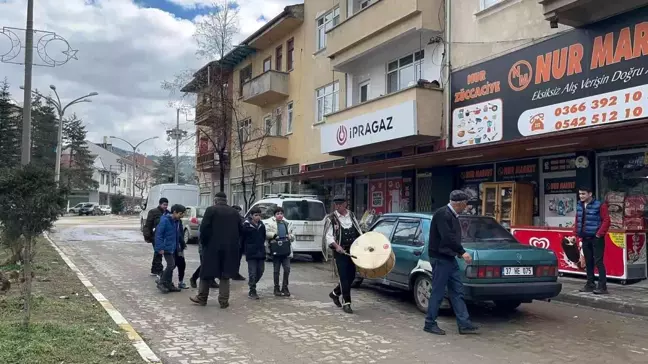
left=448, top=7, right=648, bottom=280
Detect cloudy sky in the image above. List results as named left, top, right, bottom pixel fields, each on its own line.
left=0, top=0, right=300, bottom=156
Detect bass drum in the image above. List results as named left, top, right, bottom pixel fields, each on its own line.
left=350, top=231, right=395, bottom=279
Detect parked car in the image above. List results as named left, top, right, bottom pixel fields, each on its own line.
left=69, top=202, right=89, bottom=214
left=181, top=206, right=207, bottom=244
left=355, top=213, right=562, bottom=313
left=79, top=203, right=101, bottom=216
left=99, top=205, right=112, bottom=215
left=246, top=194, right=328, bottom=262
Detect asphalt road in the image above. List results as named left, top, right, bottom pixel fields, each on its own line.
left=50, top=216, right=648, bottom=364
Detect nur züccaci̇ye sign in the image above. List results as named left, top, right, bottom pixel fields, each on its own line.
left=450, top=7, right=648, bottom=148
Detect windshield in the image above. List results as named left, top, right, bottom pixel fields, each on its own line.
left=282, top=201, right=326, bottom=221
left=255, top=203, right=279, bottom=219
left=459, top=217, right=518, bottom=243
left=83, top=204, right=94, bottom=208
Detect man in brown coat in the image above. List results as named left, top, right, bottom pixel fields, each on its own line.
left=190, top=192, right=242, bottom=308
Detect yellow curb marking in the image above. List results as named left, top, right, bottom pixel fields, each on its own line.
left=45, top=234, right=161, bottom=363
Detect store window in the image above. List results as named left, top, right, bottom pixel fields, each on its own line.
left=598, top=151, right=648, bottom=230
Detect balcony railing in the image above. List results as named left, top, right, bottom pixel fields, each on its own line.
left=241, top=70, right=290, bottom=107
left=539, top=0, right=648, bottom=27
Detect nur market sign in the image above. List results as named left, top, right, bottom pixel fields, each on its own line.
left=450, top=7, right=648, bottom=148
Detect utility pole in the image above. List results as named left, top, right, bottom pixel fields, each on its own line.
left=20, top=0, right=34, bottom=165
left=109, top=136, right=159, bottom=205
left=166, top=108, right=187, bottom=183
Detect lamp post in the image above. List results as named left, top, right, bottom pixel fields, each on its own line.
left=21, top=85, right=98, bottom=183
left=109, top=136, right=159, bottom=206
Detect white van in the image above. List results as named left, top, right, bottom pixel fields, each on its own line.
left=140, top=183, right=200, bottom=230
left=247, top=194, right=328, bottom=262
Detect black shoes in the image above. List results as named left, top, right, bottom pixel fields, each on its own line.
left=190, top=296, right=207, bottom=306
left=156, top=282, right=169, bottom=294
left=329, top=292, right=342, bottom=307
left=274, top=286, right=283, bottom=297
left=423, top=326, right=446, bottom=335
left=342, top=303, right=353, bottom=314
left=220, top=301, right=229, bottom=309
left=233, top=274, right=246, bottom=281
left=593, top=287, right=609, bottom=295
left=189, top=278, right=197, bottom=289
left=579, top=284, right=595, bottom=293
left=458, top=325, right=480, bottom=335
left=210, top=280, right=220, bottom=289
left=249, top=290, right=260, bottom=300
left=168, top=283, right=182, bottom=292
left=281, top=286, right=291, bottom=297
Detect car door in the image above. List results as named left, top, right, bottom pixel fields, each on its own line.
left=389, top=219, right=424, bottom=285
left=368, top=218, right=397, bottom=280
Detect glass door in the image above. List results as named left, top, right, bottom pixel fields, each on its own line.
left=483, top=184, right=498, bottom=219
left=499, top=184, right=514, bottom=229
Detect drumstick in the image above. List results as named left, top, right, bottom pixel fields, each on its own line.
left=343, top=252, right=358, bottom=259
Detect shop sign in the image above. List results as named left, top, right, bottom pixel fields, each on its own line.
left=320, top=101, right=417, bottom=153
left=450, top=7, right=648, bottom=148
left=456, top=164, right=495, bottom=216
left=496, top=159, right=539, bottom=215
left=542, top=156, right=576, bottom=173
left=544, top=177, right=577, bottom=227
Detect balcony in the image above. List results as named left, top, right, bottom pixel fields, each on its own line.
left=195, top=104, right=211, bottom=125
left=320, top=85, right=442, bottom=155
left=241, top=71, right=290, bottom=107
left=539, top=0, right=648, bottom=27
left=326, top=0, right=441, bottom=69
left=242, top=136, right=289, bottom=165
left=196, top=152, right=228, bottom=172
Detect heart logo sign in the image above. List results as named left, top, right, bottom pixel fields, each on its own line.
left=530, top=237, right=550, bottom=249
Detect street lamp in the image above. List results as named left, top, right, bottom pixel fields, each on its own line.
left=109, top=136, right=159, bottom=205
left=20, top=85, right=98, bottom=183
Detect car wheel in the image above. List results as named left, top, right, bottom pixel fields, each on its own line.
left=351, top=277, right=364, bottom=288
left=311, top=252, right=324, bottom=262
left=184, top=229, right=191, bottom=245
left=493, top=300, right=522, bottom=312
left=413, top=274, right=433, bottom=313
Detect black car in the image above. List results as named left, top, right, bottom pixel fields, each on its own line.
left=79, top=203, right=100, bottom=216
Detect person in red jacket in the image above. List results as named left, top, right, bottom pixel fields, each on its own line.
left=570, top=186, right=611, bottom=295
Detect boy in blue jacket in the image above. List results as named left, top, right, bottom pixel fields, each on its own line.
left=155, top=204, right=186, bottom=293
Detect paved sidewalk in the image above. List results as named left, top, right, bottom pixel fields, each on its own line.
left=555, top=277, right=648, bottom=317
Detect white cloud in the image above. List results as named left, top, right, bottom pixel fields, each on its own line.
left=0, top=0, right=301, bottom=157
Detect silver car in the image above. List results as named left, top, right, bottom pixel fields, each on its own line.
left=181, top=206, right=208, bottom=244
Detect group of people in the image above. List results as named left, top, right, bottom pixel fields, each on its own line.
left=141, top=192, right=296, bottom=308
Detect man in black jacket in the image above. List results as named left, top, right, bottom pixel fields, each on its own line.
left=143, top=198, right=168, bottom=276
left=242, top=207, right=266, bottom=299
left=423, top=190, right=479, bottom=336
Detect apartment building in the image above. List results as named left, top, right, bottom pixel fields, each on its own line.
left=64, top=141, right=154, bottom=207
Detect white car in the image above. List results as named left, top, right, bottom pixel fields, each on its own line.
left=99, top=205, right=112, bottom=215
left=247, top=194, right=328, bottom=262
left=69, top=202, right=89, bottom=214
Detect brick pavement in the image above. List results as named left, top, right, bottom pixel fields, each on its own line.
left=49, top=217, right=648, bottom=364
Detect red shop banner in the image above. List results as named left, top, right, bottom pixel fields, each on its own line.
left=369, top=180, right=386, bottom=215
left=386, top=178, right=402, bottom=213
left=511, top=227, right=647, bottom=280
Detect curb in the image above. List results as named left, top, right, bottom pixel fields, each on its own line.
left=553, top=292, right=648, bottom=317
left=44, top=234, right=161, bottom=363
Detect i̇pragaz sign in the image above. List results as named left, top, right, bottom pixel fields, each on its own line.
left=450, top=7, right=648, bottom=148
left=320, top=101, right=417, bottom=153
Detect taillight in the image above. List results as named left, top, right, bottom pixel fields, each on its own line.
left=465, top=265, right=501, bottom=279
left=535, top=265, right=558, bottom=277
left=191, top=217, right=198, bottom=224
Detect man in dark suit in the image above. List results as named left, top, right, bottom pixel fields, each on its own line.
left=190, top=192, right=242, bottom=308
left=423, top=190, right=479, bottom=336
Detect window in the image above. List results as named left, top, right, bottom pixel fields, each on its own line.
left=361, top=0, right=371, bottom=9
left=101, top=173, right=105, bottom=185
left=254, top=202, right=279, bottom=219
left=286, top=102, right=294, bottom=134
left=392, top=219, right=421, bottom=246
left=359, top=81, right=369, bottom=103
left=315, top=81, right=340, bottom=122
left=275, top=45, right=283, bottom=71
left=387, top=50, right=424, bottom=94
left=480, top=0, right=502, bottom=10
left=316, top=7, right=340, bottom=51
left=239, top=65, right=252, bottom=96
left=282, top=201, right=326, bottom=221
left=239, top=118, right=252, bottom=143
left=287, top=38, right=294, bottom=70
left=264, top=115, right=275, bottom=136
left=459, top=217, right=518, bottom=243
left=263, top=57, right=271, bottom=72
left=371, top=219, right=396, bottom=240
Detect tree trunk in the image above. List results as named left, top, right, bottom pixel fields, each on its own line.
left=22, top=236, right=33, bottom=328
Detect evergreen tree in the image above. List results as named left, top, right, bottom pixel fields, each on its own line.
left=0, top=78, right=21, bottom=169
left=61, top=113, right=98, bottom=191
left=30, top=94, right=58, bottom=170
left=152, top=151, right=186, bottom=184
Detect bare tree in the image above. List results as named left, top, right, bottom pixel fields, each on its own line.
left=133, top=166, right=152, bottom=203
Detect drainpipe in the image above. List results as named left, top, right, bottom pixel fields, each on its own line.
left=443, top=0, right=452, bottom=147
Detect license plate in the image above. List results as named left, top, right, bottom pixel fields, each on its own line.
left=295, top=235, right=315, bottom=241
left=302, top=224, right=315, bottom=234
left=502, top=267, right=533, bottom=276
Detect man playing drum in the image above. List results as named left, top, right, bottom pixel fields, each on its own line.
left=325, top=195, right=363, bottom=314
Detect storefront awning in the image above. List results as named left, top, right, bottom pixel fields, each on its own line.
left=298, top=119, right=648, bottom=180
